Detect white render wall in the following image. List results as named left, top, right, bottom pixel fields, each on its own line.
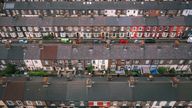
left=126, top=10, right=139, bottom=16
left=104, top=10, right=116, bottom=16
left=91, top=60, right=108, bottom=71
left=182, top=9, right=192, bottom=16
left=24, top=60, right=43, bottom=70
left=24, top=60, right=34, bottom=70
left=32, top=60, right=43, bottom=69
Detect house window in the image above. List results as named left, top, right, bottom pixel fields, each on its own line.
left=3, top=27, right=7, bottom=31
left=188, top=60, right=192, bottom=64
left=17, top=32, right=24, bottom=37
left=135, top=60, right=139, bottom=64
left=159, top=26, right=163, bottom=31
left=101, top=65, right=105, bottom=70
left=145, top=60, right=150, bottom=64
left=8, top=27, right=13, bottom=31
left=137, top=32, right=143, bottom=37
left=21, top=10, right=25, bottom=15
left=54, top=27, right=58, bottom=31
left=60, top=27, right=64, bottom=31
left=6, top=10, right=11, bottom=16
left=126, top=60, right=131, bottom=65
left=127, top=27, right=130, bottom=31
left=10, top=32, right=17, bottom=38
left=170, top=32, right=176, bottom=38
left=160, top=60, right=164, bottom=64
left=179, top=60, right=184, bottom=64
left=168, top=60, right=173, bottom=64
left=162, top=32, right=168, bottom=37
left=138, top=27, right=143, bottom=31
left=153, top=26, right=157, bottom=31
left=22, top=27, right=27, bottom=31
left=28, top=27, right=33, bottom=31
left=28, top=10, right=32, bottom=15
left=120, top=27, right=124, bottom=31
left=154, top=60, right=159, bottom=65
left=173, top=26, right=177, bottom=31
left=34, top=27, right=39, bottom=31
left=102, top=60, right=105, bottom=64
left=146, top=26, right=151, bottom=31
left=92, top=60, right=95, bottom=64
left=132, top=27, right=137, bottom=31
left=1, top=60, right=5, bottom=64
left=112, top=27, right=116, bottom=31
left=165, top=26, right=169, bottom=31
left=45, top=60, right=49, bottom=65
left=34, top=61, right=38, bottom=64
left=34, top=10, right=38, bottom=14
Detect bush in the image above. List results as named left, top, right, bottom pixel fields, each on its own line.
left=42, top=34, right=54, bottom=40
left=87, top=64, right=94, bottom=74
left=158, top=67, right=167, bottom=74
left=169, top=68, right=176, bottom=74
left=131, top=70, right=140, bottom=76
left=29, top=71, right=48, bottom=76
left=0, top=64, right=19, bottom=76
left=144, top=39, right=156, bottom=43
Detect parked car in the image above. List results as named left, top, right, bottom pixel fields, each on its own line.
left=19, top=39, right=28, bottom=44
left=134, top=39, right=142, bottom=44
left=187, top=37, right=192, bottom=43
left=2, top=39, right=12, bottom=43
left=61, top=38, right=72, bottom=44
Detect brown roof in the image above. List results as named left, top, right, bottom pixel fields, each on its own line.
left=40, top=45, right=58, bottom=60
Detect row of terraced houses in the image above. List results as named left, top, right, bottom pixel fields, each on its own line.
left=0, top=44, right=192, bottom=74
left=0, top=0, right=192, bottom=39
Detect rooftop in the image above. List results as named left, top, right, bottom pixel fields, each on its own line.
left=0, top=43, right=191, bottom=60
left=0, top=16, right=191, bottom=26
left=0, top=77, right=192, bottom=101
left=40, top=45, right=58, bottom=60
left=3, top=1, right=192, bottom=10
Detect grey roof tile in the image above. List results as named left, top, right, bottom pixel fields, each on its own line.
left=7, top=46, right=24, bottom=60
left=24, top=44, right=40, bottom=59
left=0, top=16, right=191, bottom=26
left=0, top=46, right=8, bottom=59
left=6, top=1, right=192, bottom=10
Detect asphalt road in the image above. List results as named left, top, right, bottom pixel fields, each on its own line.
left=1, top=77, right=192, bottom=101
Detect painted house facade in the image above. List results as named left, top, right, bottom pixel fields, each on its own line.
left=0, top=17, right=191, bottom=39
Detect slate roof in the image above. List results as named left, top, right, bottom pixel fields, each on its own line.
left=0, top=16, right=191, bottom=26
left=40, top=45, right=58, bottom=60
left=1, top=77, right=192, bottom=101
left=0, top=45, right=24, bottom=60
left=24, top=44, right=40, bottom=59
left=4, top=1, right=192, bottom=10
left=0, top=46, right=8, bottom=59
left=0, top=44, right=191, bottom=60
left=7, top=46, right=24, bottom=60
left=55, top=43, right=192, bottom=60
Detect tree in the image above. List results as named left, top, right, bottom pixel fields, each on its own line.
left=3, top=64, right=18, bottom=76
left=87, top=64, right=94, bottom=74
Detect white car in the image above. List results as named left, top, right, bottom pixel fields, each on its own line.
left=2, top=39, right=12, bottom=43
left=19, top=39, right=28, bottom=44
left=187, top=37, right=192, bottom=43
